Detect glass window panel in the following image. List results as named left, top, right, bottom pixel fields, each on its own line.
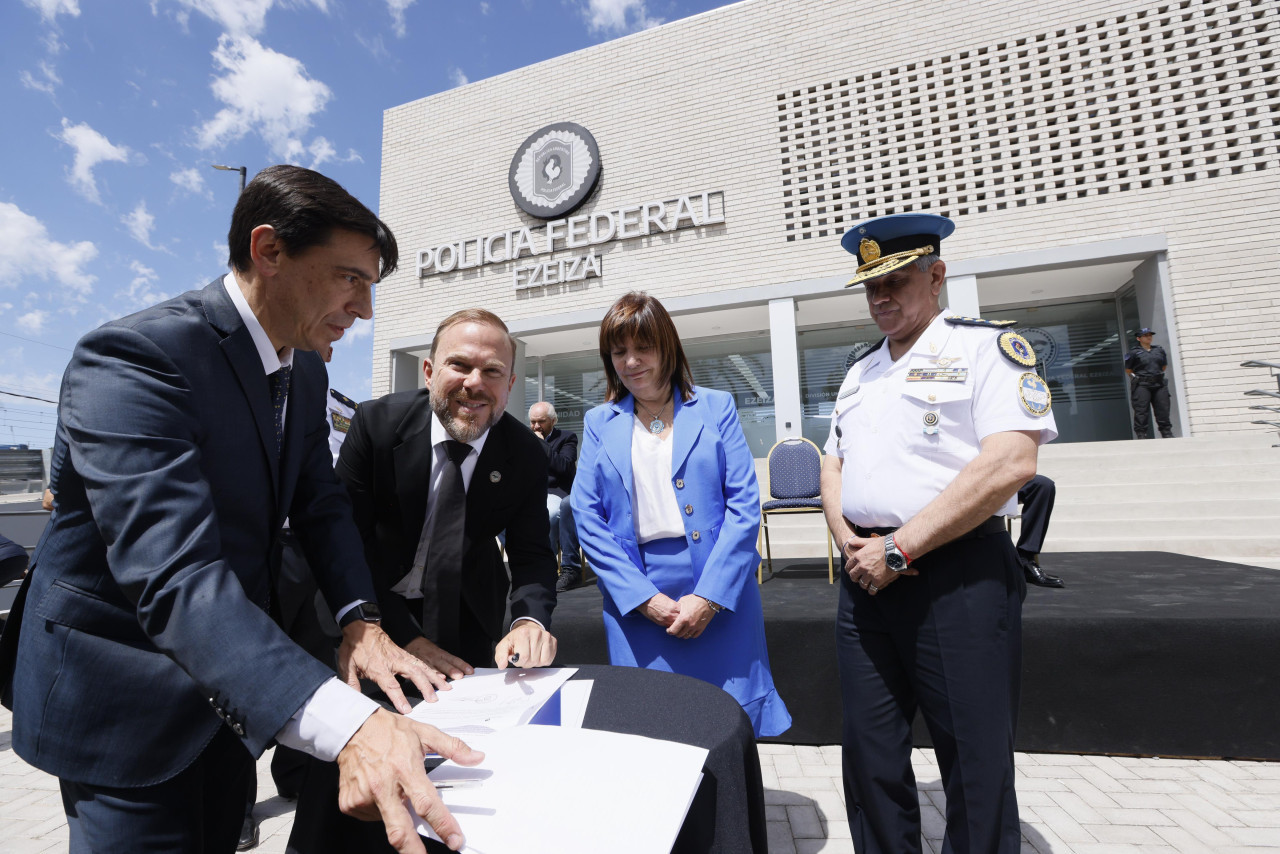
left=539, top=352, right=607, bottom=439
left=797, top=323, right=885, bottom=448
left=683, top=335, right=776, bottom=458
left=985, top=300, right=1132, bottom=443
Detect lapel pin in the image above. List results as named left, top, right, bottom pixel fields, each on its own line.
left=489, top=470, right=502, bottom=483
left=923, top=411, right=941, bottom=435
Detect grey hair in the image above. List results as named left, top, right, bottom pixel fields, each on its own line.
left=913, top=253, right=941, bottom=273
left=530, top=401, right=557, bottom=420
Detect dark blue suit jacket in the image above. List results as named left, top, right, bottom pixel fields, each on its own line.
left=5, top=279, right=375, bottom=788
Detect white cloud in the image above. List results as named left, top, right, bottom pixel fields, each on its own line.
left=479, top=2, right=490, bottom=14
left=16, top=310, right=49, bottom=334
left=57, top=119, right=131, bottom=204
left=196, top=35, right=333, bottom=163
left=581, top=0, right=662, bottom=34
left=120, top=260, right=171, bottom=310
left=0, top=202, right=97, bottom=295
left=21, top=0, right=80, bottom=24
left=167, top=0, right=328, bottom=37
left=448, top=67, right=469, bottom=88
left=386, top=0, right=415, bottom=36
left=21, top=60, right=62, bottom=96
left=170, top=167, right=209, bottom=196
left=123, top=202, right=159, bottom=249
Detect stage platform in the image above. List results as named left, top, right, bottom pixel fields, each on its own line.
left=551, top=552, right=1280, bottom=760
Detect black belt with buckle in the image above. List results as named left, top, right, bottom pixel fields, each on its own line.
left=853, top=516, right=1006, bottom=542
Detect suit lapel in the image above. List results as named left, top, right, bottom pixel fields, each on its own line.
left=465, top=417, right=506, bottom=540
left=671, top=388, right=703, bottom=476
left=603, top=397, right=636, bottom=499
left=393, top=392, right=435, bottom=553
left=203, top=279, right=279, bottom=497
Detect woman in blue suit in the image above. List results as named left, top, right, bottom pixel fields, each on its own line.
left=571, top=292, right=790, bottom=737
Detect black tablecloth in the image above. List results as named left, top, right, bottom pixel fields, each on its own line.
left=286, top=665, right=767, bottom=853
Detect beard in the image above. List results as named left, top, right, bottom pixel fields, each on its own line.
left=431, top=386, right=502, bottom=443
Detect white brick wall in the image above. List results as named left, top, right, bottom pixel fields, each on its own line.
left=378, top=0, right=1280, bottom=436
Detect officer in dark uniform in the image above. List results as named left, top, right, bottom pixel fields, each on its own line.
left=822, top=213, right=1057, bottom=853
left=1124, top=327, right=1173, bottom=438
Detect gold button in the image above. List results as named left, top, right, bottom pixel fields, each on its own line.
left=684, top=504, right=693, bottom=515
left=928, top=393, right=937, bottom=402
left=692, top=531, right=701, bottom=541
left=675, top=479, right=684, bottom=489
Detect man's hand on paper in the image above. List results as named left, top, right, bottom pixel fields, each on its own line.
left=337, top=622, right=444, bottom=711
left=405, top=636, right=474, bottom=686
left=337, top=708, right=483, bottom=854
left=495, top=619, right=557, bottom=669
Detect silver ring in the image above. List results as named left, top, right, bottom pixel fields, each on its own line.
left=868, top=583, right=879, bottom=593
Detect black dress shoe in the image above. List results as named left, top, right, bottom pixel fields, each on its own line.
left=237, top=814, right=260, bottom=851
left=555, top=570, right=581, bottom=593
left=1018, top=552, right=1064, bottom=588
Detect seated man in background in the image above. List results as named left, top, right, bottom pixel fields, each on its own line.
left=528, top=400, right=585, bottom=591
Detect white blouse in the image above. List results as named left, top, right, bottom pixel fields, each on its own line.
left=630, top=415, right=686, bottom=543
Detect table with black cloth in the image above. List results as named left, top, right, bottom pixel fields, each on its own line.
left=286, top=664, right=767, bottom=854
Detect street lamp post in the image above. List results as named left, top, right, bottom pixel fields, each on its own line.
left=211, top=164, right=247, bottom=194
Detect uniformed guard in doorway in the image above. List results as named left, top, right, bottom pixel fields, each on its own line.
left=1124, top=327, right=1173, bottom=438
left=820, top=213, right=1059, bottom=854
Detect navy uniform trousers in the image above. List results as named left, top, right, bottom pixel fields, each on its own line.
left=1015, top=475, right=1055, bottom=556
left=836, top=528, right=1026, bottom=854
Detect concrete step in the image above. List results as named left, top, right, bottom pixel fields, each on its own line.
left=1035, top=462, right=1280, bottom=486
left=1041, top=516, right=1273, bottom=539
left=1049, top=498, right=1280, bottom=521
left=1052, top=480, right=1280, bottom=502
left=1040, top=434, right=1278, bottom=457
left=1039, top=447, right=1280, bottom=470
left=1042, top=535, right=1280, bottom=558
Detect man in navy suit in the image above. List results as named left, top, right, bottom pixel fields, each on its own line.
left=0, top=166, right=480, bottom=854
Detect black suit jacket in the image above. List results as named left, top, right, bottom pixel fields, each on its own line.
left=544, top=427, right=578, bottom=498
left=2, top=279, right=373, bottom=788
left=335, top=390, right=557, bottom=665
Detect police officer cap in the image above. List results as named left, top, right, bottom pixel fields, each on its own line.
left=841, top=213, right=955, bottom=287
left=1137, top=327, right=1156, bottom=336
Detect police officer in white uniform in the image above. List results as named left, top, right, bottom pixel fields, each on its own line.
left=821, top=213, right=1058, bottom=854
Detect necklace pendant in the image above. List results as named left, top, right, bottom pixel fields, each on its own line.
left=649, top=418, right=665, bottom=434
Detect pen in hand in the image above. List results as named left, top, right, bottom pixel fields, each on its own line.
left=508, top=652, right=520, bottom=666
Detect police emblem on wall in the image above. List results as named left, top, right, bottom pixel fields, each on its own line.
left=1017, top=327, right=1059, bottom=368
left=509, top=122, right=602, bottom=219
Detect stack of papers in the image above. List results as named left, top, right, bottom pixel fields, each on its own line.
left=406, top=667, right=577, bottom=734
left=416, top=725, right=708, bottom=854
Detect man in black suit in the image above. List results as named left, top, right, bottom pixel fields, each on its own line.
left=285, top=309, right=559, bottom=853
left=0, top=165, right=480, bottom=854
left=528, top=400, right=584, bottom=592
left=336, top=308, right=559, bottom=675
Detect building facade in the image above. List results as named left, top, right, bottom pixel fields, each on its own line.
left=377, top=0, right=1280, bottom=455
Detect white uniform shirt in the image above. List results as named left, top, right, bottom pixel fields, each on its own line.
left=824, top=311, right=1058, bottom=528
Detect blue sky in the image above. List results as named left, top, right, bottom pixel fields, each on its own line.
left=0, top=0, right=733, bottom=448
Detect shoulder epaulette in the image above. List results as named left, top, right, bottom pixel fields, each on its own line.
left=845, top=338, right=885, bottom=370
left=329, top=388, right=358, bottom=410
left=945, top=315, right=1018, bottom=329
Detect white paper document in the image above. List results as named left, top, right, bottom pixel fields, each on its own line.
left=558, top=679, right=593, bottom=729
left=416, top=725, right=709, bottom=854
left=406, top=667, right=576, bottom=735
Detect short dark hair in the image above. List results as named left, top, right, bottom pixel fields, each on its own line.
left=599, top=292, right=694, bottom=403
left=227, top=165, right=398, bottom=278
left=429, top=308, right=517, bottom=369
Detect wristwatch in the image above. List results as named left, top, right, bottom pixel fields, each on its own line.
left=884, top=534, right=910, bottom=573
left=338, top=601, right=382, bottom=629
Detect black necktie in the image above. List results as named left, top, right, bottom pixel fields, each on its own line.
left=268, top=366, right=291, bottom=457
left=417, top=439, right=470, bottom=651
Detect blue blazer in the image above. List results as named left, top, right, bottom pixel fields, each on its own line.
left=570, top=386, right=761, bottom=616
left=4, top=279, right=374, bottom=788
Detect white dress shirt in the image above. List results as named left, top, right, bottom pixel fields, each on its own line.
left=630, top=416, right=686, bottom=543
left=825, top=310, right=1058, bottom=528
left=223, top=274, right=379, bottom=762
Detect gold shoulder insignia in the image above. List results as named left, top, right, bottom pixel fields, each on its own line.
left=998, top=331, right=1038, bottom=367
left=945, top=316, right=1017, bottom=329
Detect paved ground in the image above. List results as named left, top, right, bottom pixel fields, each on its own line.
left=3, top=705, right=1278, bottom=854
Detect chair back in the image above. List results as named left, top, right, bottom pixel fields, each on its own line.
left=766, top=438, right=822, bottom=500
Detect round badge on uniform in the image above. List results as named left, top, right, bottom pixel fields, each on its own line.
left=1017, top=372, right=1052, bottom=416
left=489, top=470, right=502, bottom=483
left=998, top=331, right=1038, bottom=367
